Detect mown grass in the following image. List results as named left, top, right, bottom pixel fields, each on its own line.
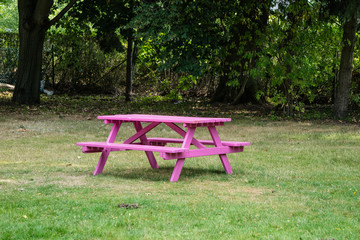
left=0, top=95, right=360, bottom=239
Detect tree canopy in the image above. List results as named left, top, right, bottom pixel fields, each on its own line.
left=0, top=0, right=359, bottom=119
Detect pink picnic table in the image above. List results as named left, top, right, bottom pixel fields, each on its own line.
left=77, top=114, right=250, bottom=182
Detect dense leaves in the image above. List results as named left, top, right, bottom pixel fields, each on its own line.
left=257, top=0, right=341, bottom=115
left=0, top=0, right=359, bottom=118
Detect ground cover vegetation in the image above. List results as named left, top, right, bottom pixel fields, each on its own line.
left=1, top=1, right=360, bottom=239
left=0, top=98, right=359, bottom=239
left=0, top=0, right=360, bottom=119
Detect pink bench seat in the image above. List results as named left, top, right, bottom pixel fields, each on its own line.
left=77, top=142, right=188, bottom=154
left=147, top=137, right=250, bottom=147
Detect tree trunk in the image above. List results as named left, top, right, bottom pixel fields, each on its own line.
left=231, top=78, right=249, bottom=105
left=13, top=31, right=45, bottom=105
left=12, top=0, right=77, bottom=105
left=13, top=0, right=52, bottom=105
left=125, top=35, right=135, bottom=102
left=333, top=13, right=358, bottom=119
left=211, top=62, right=231, bottom=102
left=125, top=0, right=136, bottom=102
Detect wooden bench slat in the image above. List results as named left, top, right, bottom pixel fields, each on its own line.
left=160, top=145, right=245, bottom=160
left=76, top=142, right=188, bottom=153
left=147, top=138, right=251, bottom=147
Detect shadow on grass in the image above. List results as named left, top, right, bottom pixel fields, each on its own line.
left=100, top=166, right=234, bottom=182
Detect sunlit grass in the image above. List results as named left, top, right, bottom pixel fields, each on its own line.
left=0, top=114, right=359, bottom=239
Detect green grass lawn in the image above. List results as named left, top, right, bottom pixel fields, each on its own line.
left=0, top=112, right=359, bottom=239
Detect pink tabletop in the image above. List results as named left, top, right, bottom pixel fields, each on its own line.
left=97, top=114, right=231, bottom=124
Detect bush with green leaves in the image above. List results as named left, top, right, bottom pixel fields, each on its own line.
left=47, top=26, right=126, bottom=94
left=0, top=32, right=18, bottom=84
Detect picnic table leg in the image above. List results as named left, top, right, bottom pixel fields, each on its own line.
left=208, top=126, right=233, bottom=174
left=93, top=122, right=121, bottom=175
left=170, top=158, right=185, bottom=182
left=133, top=122, right=159, bottom=169
left=170, top=127, right=196, bottom=182
left=94, top=149, right=110, bottom=175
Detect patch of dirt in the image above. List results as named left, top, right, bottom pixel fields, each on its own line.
left=118, top=203, right=139, bottom=209
left=27, top=174, right=89, bottom=188
left=0, top=179, right=17, bottom=183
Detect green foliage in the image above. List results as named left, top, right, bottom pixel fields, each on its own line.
left=128, top=0, right=274, bottom=103
left=254, top=1, right=342, bottom=115
left=1, top=0, right=358, bottom=114
left=44, top=0, right=143, bottom=93
left=351, top=93, right=360, bottom=107
left=0, top=0, right=18, bottom=32
left=0, top=32, right=18, bottom=84
left=351, top=33, right=360, bottom=107
left=128, top=0, right=224, bottom=76
left=67, top=0, right=140, bottom=53
left=47, top=24, right=125, bottom=93
left=166, top=74, right=198, bottom=101
left=320, top=0, right=360, bottom=23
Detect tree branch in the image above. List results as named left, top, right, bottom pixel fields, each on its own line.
left=48, top=0, right=79, bottom=28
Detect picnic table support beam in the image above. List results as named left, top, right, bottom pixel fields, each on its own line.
left=164, top=122, right=206, bottom=149
left=208, top=126, right=233, bottom=174
left=94, top=122, right=121, bottom=175
left=133, top=121, right=159, bottom=169
left=170, top=127, right=196, bottom=182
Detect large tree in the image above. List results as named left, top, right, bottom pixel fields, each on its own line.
left=321, top=0, right=360, bottom=119
left=333, top=6, right=359, bottom=119
left=12, top=0, right=78, bottom=105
